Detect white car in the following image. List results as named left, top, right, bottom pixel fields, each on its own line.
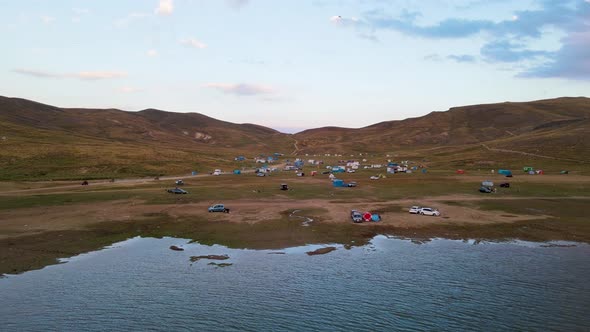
left=370, top=175, right=380, bottom=180
left=409, top=206, right=422, bottom=214
left=419, top=207, right=440, bottom=216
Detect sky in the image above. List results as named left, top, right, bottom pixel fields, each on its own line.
left=1, top=0, right=589, bottom=133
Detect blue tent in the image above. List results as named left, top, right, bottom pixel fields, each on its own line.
left=498, top=169, right=512, bottom=176
left=233, top=169, right=241, bottom=175
left=191, top=171, right=198, bottom=176
left=333, top=179, right=345, bottom=187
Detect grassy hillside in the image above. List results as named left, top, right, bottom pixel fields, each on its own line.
left=1, top=96, right=589, bottom=180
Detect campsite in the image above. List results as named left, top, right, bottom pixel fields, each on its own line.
left=1, top=153, right=589, bottom=275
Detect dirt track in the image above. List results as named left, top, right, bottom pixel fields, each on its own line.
left=0, top=194, right=565, bottom=240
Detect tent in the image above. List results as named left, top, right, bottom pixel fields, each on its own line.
left=371, top=214, right=381, bottom=222
left=523, top=167, right=534, bottom=172
left=498, top=169, right=512, bottom=176
left=422, top=169, right=428, bottom=174
left=363, top=212, right=372, bottom=222
left=333, top=179, right=345, bottom=187
left=191, top=171, right=198, bottom=176
left=560, top=170, right=569, bottom=174
left=456, top=169, right=465, bottom=174
left=233, top=170, right=241, bottom=175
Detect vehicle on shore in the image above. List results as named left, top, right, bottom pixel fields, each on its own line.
left=175, top=179, right=184, bottom=185
left=208, top=204, right=230, bottom=213
left=409, top=206, right=422, bottom=214
left=350, top=210, right=363, bottom=223
left=347, top=181, right=357, bottom=187
left=419, top=207, right=440, bottom=216
left=479, top=186, right=493, bottom=193
left=167, top=188, right=188, bottom=194
left=500, top=182, right=510, bottom=188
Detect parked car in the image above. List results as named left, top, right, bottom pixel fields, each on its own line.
left=347, top=169, right=356, bottom=173
left=479, top=186, right=493, bottom=193
left=208, top=204, right=230, bottom=213
left=347, top=181, right=357, bottom=187
left=370, top=175, right=380, bottom=180
left=500, top=182, right=510, bottom=188
left=175, top=179, right=184, bottom=185
left=419, top=207, right=440, bottom=216
left=409, top=206, right=422, bottom=214
left=81, top=180, right=89, bottom=185
left=350, top=210, right=363, bottom=223
left=257, top=172, right=266, bottom=177
left=167, top=188, right=188, bottom=194
left=322, top=171, right=331, bottom=174
left=280, top=183, right=289, bottom=190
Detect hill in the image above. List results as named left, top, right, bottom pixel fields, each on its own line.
left=1, top=96, right=589, bottom=180
left=0, top=96, right=294, bottom=180
left=294, top=97, right=590, bottom=162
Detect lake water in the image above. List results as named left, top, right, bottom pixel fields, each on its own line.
left=1, top=236, right=589, bottom=331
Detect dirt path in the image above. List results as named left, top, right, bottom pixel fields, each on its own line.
left=481, top=143, right=586, bottom=163
left=4, top=194, right=585, bottom=240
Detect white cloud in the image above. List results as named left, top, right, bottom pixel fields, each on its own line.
left=226, top=0, right=249, bottom=8
left=72, top=8, right=90, bottom=15
left=118, top=86, right=143, bottom=93
left=203, top=83, right=275, bottom=96
left=75, top=71, right=127, bottom=80
left=147, top=49, right=158, bottom=57
left=14, top=68, right=127, bottom=81
left=180, top=38, right=207, bottom=49
left=330, top=15, right=359, bottom=26
left=115, top=12, right=150, bottom=27
left=41, top=16, right=56, bottom=24
left=155, top=0, right=174, bottom=16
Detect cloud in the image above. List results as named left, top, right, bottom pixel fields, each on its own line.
left=72, top=8, right=90, bottom=15
left=13, top=68, right=60, bottom=78
left=520, top=31, right=590, bottom=80
left=118, top=86, right=143, bottom=93
left=115, top=12, right=150, bottom=27
left=40, top=16, right=56, bottom=24
left=481, top=40, right=551, bottom=63
left=14, top=68, right=127, bottom=81
left=330, top=15, right=359, bottom=26
left=226, top=0, right=249, bottom=8
left=341, top=0, right=590, bottom=80
left=203, top=83, right=275, bottom=96
left=180, top=38, right=207, bottom=49
left=155, top=0, right=173, bottom=15
left=447, top=54, right=477, bottom=63
left=147, top=49, right=158, bottom=57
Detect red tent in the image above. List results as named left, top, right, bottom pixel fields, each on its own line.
left=363, top=212, right=372, bottom=222
left=456, top=169, right=465, bottom=174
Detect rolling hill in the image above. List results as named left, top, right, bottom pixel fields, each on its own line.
left=0, top=95, right=589, bottom=180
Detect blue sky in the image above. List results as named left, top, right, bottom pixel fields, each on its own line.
left=2, top=0, right=589, bottom=133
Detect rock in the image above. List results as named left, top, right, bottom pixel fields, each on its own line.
left=169, top=245, right=184, bottom=251
left=208, top=262, right=232, bottom=267
left=190, top=254, right=229, bottom=262
left=306, top=247, right=336, bottom=256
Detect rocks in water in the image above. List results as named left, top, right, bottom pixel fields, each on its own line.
left=306, top=247, right=336, bottom=256
left=208, top=262, right=233, bottom=268
left=169, top=245, right=184, bottom=251
left=190, top=254, right=229, bottom=262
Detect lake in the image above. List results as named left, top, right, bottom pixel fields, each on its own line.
left=1, top=236, right=589, bottom=331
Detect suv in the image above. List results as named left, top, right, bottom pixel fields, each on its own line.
left=350, top=210, right=363, bottom=223
left=479, top=186, right=493, bottom=193
left=208, top=204, right=230, bottom=213
left=167, top=188, right=188, bottom=194
left=419, top=207, right=440, bottom=216
left=409, top=206, right=422, bottom=214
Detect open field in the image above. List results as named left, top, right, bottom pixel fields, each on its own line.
left=1, top=167, right=589, bottom=275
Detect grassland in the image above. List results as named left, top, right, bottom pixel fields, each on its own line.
left=1, top=165, right=589, bottom=276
